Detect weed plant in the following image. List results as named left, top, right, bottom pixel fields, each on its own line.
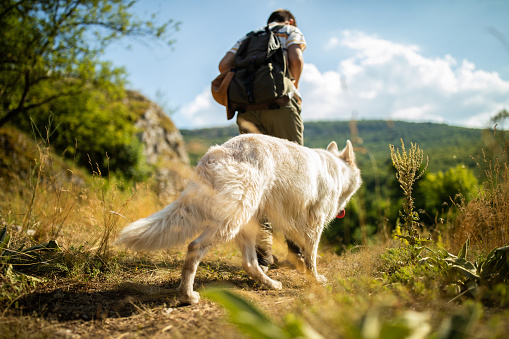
left=389, top=139, right=429, bottom=247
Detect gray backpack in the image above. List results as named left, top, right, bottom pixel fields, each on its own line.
left=228, top=25, right=294, bottom=113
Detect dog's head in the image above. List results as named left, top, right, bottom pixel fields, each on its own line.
left=326, top=140, right=362, bottom=217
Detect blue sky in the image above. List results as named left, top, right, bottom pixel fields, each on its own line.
left=104, top=0, right=509, bottom=130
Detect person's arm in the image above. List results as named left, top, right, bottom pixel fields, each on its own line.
left=287, top=44, right=304, bottom=89
left=219, top=52, right=235, bottom=73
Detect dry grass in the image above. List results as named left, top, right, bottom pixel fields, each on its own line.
left=447, top=141, right=509, bottom=253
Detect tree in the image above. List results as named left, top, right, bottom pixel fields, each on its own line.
left=15, top=88, right=151, bottom=181
left=491, top=109, right=509, bottom=130
left=0, top=0, right=179, bottom=127
left=415, top=165, right=479, bottom=220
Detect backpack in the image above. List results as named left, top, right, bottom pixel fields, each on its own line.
left=227, top=25, right=294, bottom=113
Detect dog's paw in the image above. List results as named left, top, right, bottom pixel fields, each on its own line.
left=264, top=278, right=282, bottom=290
left=271, top=280, right=283, bottom=290
left=315, top=274, right=328, bottom=284
left=178, top=291, right=200, bottom=305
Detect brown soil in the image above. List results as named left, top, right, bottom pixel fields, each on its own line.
left=1, top=243, right=324, bottom=339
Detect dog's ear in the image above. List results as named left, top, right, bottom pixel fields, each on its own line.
left=327, top=141, right=340, bottom=156
left=339, top=140, right=356, bottom=165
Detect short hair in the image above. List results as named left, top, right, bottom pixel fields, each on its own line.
left=267, top=9, right=297, bottom=27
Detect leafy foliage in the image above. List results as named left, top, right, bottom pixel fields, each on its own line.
left=420, top=239, right=509, bottom=304
left=0, top=0, right=179, bottom=127
left=0, top=226, right=62, bottom=268
left=414, top=165, right=478, bottom=220
left=13, top=89, right=151, bottom=181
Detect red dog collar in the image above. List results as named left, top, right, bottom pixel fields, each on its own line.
left=337, top=210, right=345, bottom=218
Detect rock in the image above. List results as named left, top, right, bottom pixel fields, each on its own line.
left=128, top=91, right=190, bottom=202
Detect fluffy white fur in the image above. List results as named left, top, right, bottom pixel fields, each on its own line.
left=116, top=134, right=362, bottom=304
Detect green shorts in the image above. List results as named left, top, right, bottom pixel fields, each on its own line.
left=236, top=96, right=303, bottom=145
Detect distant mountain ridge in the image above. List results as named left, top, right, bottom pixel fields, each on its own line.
left=181, top=120, right=486, bottom=173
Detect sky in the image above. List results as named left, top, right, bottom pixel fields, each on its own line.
left=104, top=0, right=509, bottom=130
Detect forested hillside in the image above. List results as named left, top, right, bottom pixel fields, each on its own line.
left=182, top=120, right=484, bottom=171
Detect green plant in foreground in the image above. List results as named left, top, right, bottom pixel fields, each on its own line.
left=420, top=239, right=509, bottom=302
left=1, top=226, right=63, bottom=311
left=203, top=288, right=324, bottom=339
left=390, top=139, right=429, bottom=247
left=205, top=288, right=482, bottom=339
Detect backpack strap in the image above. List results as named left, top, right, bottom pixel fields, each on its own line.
left=246, top=24, right=284, bottom=38
left=268, top=24, right=285, bottom=32
left=229, top=93, right=293, bottom=113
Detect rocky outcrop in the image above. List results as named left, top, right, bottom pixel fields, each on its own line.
left=129, top=91, right=190, bottom=202
left=135, top=104, right=189, bottom=167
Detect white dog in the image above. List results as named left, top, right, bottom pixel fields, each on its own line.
left=116, top=134, right=362, bottom=304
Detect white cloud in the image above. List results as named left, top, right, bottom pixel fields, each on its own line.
left=172, top=87, right=229, bottom=129
left=176, top=30, right=509, bottom=129
left=325, top=37, right=340, bottom=51
left=299, top=30, right=509, bottom=128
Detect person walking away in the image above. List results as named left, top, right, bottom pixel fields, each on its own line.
left=218, top=9, right=306, bottom=272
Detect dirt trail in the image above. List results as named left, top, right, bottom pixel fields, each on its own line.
left=2, top=245, right=320, bottom=339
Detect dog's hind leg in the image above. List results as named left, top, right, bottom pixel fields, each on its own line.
left=178, top=228, right=216, bottom=305
left=235, top=224, right=282, bottom=290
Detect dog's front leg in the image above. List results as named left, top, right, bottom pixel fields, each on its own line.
left=302, top=226, right=327, bottom=284
left=178, top=230, right=214, bottom=305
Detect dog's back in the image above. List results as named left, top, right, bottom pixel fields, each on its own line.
left=195, top=134, right=360, bottom=240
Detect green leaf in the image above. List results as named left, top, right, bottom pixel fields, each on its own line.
left=0, top=226, right=10, bottom=257
left=22, top=240, right=62, bottom=253
left=436, top=302, right=481, bottom=339
left=445, top=258, right=476, bottom=271
left=479, top=246, right=509, bottom=281
left=283, top=313, right=324, bottom=339
left=203, top=288, right=289, bottom=339
left=448, top=264, right=480, bottom=281
left=457, top=238, right=469, bottom=260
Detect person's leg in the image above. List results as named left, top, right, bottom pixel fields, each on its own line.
left=236, top=111, right=275, bottom=271
left=236, top=111, right=267, bottom=135
left=260, top=98, right=305, bottom=265
left=260, top=96, right=304, bottom=145
left=235, top=223, right=282, bottom=289
left=285, top=239, right=305, bottom=270
left=255, top=222, right=275, bottom=273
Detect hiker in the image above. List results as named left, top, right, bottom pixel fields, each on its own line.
left=217, top=9, right=307, bottom=272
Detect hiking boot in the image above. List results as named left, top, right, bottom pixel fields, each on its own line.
left=285, top=252, right=306, bottom=273
left=257, top=251, right=279, bottom=273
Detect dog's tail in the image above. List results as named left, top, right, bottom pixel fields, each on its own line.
left=115, top=190, right=208, bottom=251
